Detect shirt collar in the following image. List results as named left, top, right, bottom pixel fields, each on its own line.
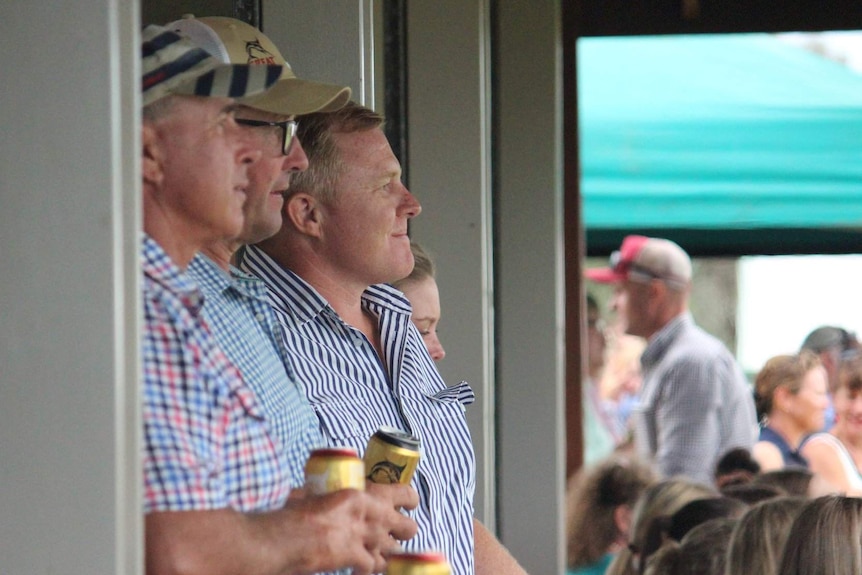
left=238, top=245, right=330, bottom=324
left=641, top=312, right=692, bottom=369
left=239, top=245, right=414, bottom=324
left=142, top=234, right=203, bottom=314
left=188, top=253, right=232, bottom=293
left=190, top=252, right=272, bottom=301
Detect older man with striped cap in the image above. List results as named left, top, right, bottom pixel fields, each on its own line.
left=140, top=25, right=417, bottom=575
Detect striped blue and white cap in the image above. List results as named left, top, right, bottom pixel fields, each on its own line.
left=141, top=24, right=282, bottom=107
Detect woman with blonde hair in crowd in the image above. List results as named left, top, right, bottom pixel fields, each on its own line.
left=605, top=477, right=715, bottom=575
left=801, top=356, right=862, bottom=494
left=777, top=495, right=862, bottom=575
left=752, top=351, right=829, bottom=470
left=565, top=456, right=656, bottom=575
left=725, top=496, right=806, bottom=575
left=643, top=517, right=737, bottom=575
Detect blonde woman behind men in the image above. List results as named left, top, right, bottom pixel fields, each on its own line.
left=392, top=241, right=445, bottom=362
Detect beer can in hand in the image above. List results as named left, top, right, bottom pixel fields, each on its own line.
left=386, top=551, right=452, bottom=575
left=364, top=426, right=421, bottom=485
left=304, top=447, right=365, bottom=494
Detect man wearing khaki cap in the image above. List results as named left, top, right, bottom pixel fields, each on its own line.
left=140, top=24, right=416, bottom=575
left=586, top=235, right=757, bottom=485
left=166, top=14, right=349, bottom=489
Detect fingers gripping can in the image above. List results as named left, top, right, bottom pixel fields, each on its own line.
left=304, top=448, right=365, bottom=494
left=386, top=551, right=452, bottom=575
left=364, top=426, right=421, bottom=485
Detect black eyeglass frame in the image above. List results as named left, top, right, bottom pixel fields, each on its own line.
left=235, top=118, right=298, bottom=155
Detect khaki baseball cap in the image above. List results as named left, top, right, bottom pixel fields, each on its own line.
left=167, top=16, right=351, bottom=115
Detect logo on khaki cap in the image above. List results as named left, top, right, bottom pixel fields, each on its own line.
left=245, top=39, right=277, bottom=66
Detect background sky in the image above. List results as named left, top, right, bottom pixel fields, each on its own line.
left=737, top=254, right=862, bottom=372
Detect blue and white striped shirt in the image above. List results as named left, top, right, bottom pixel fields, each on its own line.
left=240, top=245, right=478, bottom=575
left=188, top=253, right=324, bottom=488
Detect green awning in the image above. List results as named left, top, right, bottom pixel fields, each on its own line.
left=579, top=34, right=862, bottom=255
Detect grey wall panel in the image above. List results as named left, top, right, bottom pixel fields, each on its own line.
left=405, top=0, right=496, bottom=529
left=264, top=0, right=375, bottom=107
left=0, top=0, right=141, bottom=573
left=495, top=1, right=567, bottom=573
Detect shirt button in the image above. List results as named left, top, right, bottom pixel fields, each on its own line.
left=353, top=336, right=363, bottom=348
left=255, top=313, right=265, bottom=323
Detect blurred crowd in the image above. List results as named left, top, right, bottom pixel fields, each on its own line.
left=574, top=234, right=862, bottom=575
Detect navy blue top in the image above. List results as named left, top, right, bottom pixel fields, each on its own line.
left=759, top=425, right=809, bottom=468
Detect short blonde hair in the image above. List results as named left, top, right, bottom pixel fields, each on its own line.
left=291, top=101, right=384, bottom=204
left=753, top=351, right=821, bottom=421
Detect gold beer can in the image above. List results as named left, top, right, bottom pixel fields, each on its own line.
left=364, top=426, right=421, bottom=485
left=386, top=551, right=452, bottom=575
left=304, top=448, right=365, bottom=494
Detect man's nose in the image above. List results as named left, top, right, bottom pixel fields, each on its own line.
left=284, top=137, right=309, bottom=172
left=400, top=185, right=422, bottom=218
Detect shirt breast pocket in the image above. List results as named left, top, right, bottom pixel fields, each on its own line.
left=312, top=400, right=390, bottom=448
left=217, top=355, right=267, bottom=422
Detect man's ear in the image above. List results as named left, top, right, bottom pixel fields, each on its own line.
left=284, top=192, right=324, bottom=238
left=141, top=124, right=164, bottom=189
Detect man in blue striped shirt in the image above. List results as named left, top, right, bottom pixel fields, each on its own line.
left=241, top=101, right=527, bottom=575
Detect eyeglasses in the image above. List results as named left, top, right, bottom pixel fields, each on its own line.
left=235, top=118, right=298, bottom=155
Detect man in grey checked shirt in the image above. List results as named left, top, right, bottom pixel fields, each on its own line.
left=586, top=235, right=757, bottom=485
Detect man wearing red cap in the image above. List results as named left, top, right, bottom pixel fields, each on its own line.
left=586, top=236, right=757, bottom=485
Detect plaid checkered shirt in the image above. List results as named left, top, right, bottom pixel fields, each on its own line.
left=142, top=236, right=291, bottom=512
left=633, top=313, right=758, bottom=485
left=187, top=253, right=324, bottom=488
